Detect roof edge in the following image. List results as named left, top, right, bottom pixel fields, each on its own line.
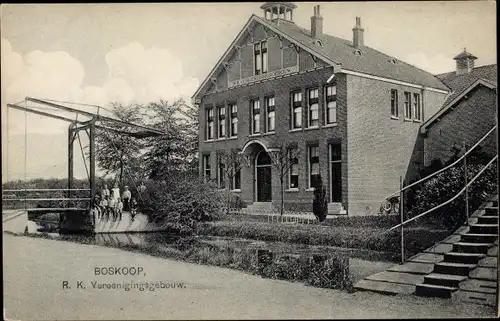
left=420, top=78, right=497, bottom=133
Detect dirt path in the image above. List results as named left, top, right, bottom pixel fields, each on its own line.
left=3, top=233, right=495, bottom=320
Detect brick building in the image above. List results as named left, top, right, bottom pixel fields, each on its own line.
left=192, top=2, right=453, bottom=215
left=421, top=53, right=497, bottom=167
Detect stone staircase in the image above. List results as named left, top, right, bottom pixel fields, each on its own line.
left=354, top=196, right=498, bottom=307
left=415, top=199, right=498, bottom=299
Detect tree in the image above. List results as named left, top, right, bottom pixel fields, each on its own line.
left=216, top=148, right=248, bottom=214
left=95, top=103, right=145, bottom=184
left=142, top=99, right=199, bottom=180
left=269, top=143, right=302, bottom=216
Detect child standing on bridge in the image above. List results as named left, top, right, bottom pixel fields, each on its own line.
left=130, top=197, right=138, bottom=221
left=121, top=186, right=131, bottom=211
left=100, top=196, right=109, bottom=221
left=116, top=198, right=123, bottom=221
left=108, top=196, right=116, bottom=222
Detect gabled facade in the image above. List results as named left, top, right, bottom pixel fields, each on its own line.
left=192, top=2, right=450, bottom=215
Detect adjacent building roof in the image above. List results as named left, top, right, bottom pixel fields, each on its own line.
left=453, top=49, right=478, bottom=60
left=435, top=64, right=497, bottom=107
left=192, top=14, right=450, bottom=99
left=421, top=65, right=497, bottom=133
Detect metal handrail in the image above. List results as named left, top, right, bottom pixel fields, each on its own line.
left=388, top=154, right=497, bottom=232
left=2, top=189, right=91, bottom=192
left=382, top=125, right=497, bottom=202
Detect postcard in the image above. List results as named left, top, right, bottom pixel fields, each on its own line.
left=2, top=2, right=498, bottom=319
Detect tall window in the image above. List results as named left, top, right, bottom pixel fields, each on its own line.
left=390, top=89, right=398, bottom=118
left=206, top=107, right=214, bottom=140
left=218, top=106, right=226, bottom=138
left=308, top=88, right=319, bottom=127
left=288, top=148, right=299, bottom=189
left=325, top=85, right=337, bottom=124
left=265, top=96, right=275, bottom=132
left=203, top=155, right=211, bottom=182
left=254, top=41, right=268, bottom=75
left=218, top=161, right=225, bottom=188
left=308, top=146, right=320, bottom=188
left=230, top=104, right=238, bottom=137
left=231, top=165, right=241, bottom=190
left=291, top=91, right=302, bottom=129
left=404, top=91, right=412, bottom=119
left=251, top=99, right=261, bottom=134
left=413, top=93, right=421, bottom=121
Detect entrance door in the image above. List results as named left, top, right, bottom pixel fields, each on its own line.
left=255, top=150, right=272, bottom=202
left=330, top=144, right=342, bottom=202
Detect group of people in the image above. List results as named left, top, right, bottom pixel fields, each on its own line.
left=92, top=183, right=138, bottom=223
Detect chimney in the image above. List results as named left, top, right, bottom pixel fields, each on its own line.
left=310, top=5, right=323, bottom=38
left=352, top=17, right=364, bottom=48
left=453, top=48, right=477, bottom=75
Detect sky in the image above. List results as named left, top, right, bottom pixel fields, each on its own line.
left=1, top=1, right=497, bottom=182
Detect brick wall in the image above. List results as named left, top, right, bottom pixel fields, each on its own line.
left=424, top=85, right=497, bottom=166
left=345, top=74, right=448, bottom=215
left=198, top=67, right=348, bottom=211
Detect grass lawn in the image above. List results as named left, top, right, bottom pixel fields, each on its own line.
left=196, top=217, right=451, bottom=257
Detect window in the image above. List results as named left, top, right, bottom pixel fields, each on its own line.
left=230, top=104, right=238, bottom=137
left=251, top=99, right=260, bottom=134
left=203, top=155, right=211, bottom=182
left=230, top=165, right=241, bottom=190
left=404, top=91, right=412, bottom=119
left=308, top=146, right=320, bottom=188
left=291, top=91, right=302, bottom=129
left=288, top=148, right=299, bottom=189
left=308, top=88, right=319, bottom=127
left=218, top=161, right=225, bottom=188
left=206, top=107, right=214, bottom=140
left=390, top=89, right=398, bottom=118
left=265, top=96, right=275, bottom=132
left=254, top=41, right=268, bottom=75
left=218, top=106, right=226, bottom=138
left=325, top=85, right=337, bottom=124
left=413, top=93, right=421, bottom=121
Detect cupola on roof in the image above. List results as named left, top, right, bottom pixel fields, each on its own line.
left=261, top=2, right=296, bottom=22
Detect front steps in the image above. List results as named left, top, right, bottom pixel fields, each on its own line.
left=354, top=196, right=498, bottom=306
left=246, top=202, right=273, bottom=211
left=327, top=202, right=347, bottom=215
left=415, top=199, right=498, bottom=301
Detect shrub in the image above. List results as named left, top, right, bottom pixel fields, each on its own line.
left=312, top=175, right=328, bottom=222
left=228, top=193, right=246, bottom=210
left=405, top=159, right=497, bottom=230
left=137, top=174, right=226, bottom=231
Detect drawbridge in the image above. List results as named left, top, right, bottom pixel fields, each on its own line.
left=3, top=97, right=167, bottom=234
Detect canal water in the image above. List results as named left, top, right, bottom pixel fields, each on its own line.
left=31, top=230, right=396, bottom=291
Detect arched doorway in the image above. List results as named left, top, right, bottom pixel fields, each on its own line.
left=255, top=149, right=272, bottom=202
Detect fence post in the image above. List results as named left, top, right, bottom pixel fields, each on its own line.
left=400, top=176, right=405, bottom=264
left=463, top=141, right=469, bottom=226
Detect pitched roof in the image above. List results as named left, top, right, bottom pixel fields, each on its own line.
left=453, top=49, right=478, bottom=60
left=260, top=17, right=449, bottom=91
left=420, top=77, right=496, bottom=133
left=435, top=64, right=497, bottom=106
left=193, top=15, right=450, bottom=99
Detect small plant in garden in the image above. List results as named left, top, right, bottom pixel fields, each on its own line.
left=312, top=175, right=328, bottom=222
